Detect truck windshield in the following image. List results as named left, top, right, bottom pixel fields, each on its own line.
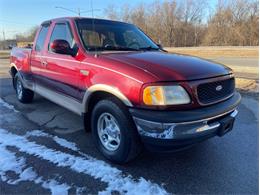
left=75, top=19, right=159, bottom=52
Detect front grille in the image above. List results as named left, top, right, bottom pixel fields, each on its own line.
left=197, top=78, right=235, bottom=105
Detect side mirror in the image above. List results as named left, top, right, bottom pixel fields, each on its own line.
left=50, top=39, right=77, bottom=56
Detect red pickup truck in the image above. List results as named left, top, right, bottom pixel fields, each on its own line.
left=10, top=17, right=241, bottom=163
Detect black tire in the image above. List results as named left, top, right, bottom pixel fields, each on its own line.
left=91, top=97, right=142, bottom=164
left=14, top=74, right=34, bottom=103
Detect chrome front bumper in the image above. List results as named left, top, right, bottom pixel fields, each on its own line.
left=133, top=109, right=238, bottom=140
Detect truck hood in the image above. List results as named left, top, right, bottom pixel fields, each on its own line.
left=102, top=51, right=232, bottom=81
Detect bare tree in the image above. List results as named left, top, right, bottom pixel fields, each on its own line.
left=121, top=4, right=131, bottom=23
left=105, top=0, right=258, bottom=47
left=16, top=26, right=38, bottom=42
left=104, top=4, right=120, bottom=21
left=204, top=0, right=258, bottom=46
left=130, top=3, right=147, bottom=32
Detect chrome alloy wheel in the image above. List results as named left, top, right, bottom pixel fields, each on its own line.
left=16, top=79, right=23, bottom=100
left=97, top=113, right=121, bottom=151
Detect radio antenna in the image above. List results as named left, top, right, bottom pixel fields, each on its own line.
left=90, top=0, right=98, bottom=57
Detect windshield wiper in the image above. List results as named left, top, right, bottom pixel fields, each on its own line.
left=87, top=45, right=160, bottom=52
left=103, top=45, right=140, bottom=51
left=87, top=46, right=139, bottom=51
left=87, top=46, right=105, bottom=51
left=139, top=46, right=160, bottom=51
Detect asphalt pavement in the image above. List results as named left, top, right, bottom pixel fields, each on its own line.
left=207, top=57, right=259, bottom=79
left=208, top=57, right=258, bottom=68
left=0, top=76, right=258, bottom=193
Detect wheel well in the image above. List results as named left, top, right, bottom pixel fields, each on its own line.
left=10, top=66, right=17, bottom=78
left=84, top=91, right=128, bottom=132
left=10, top=67, right=18, bottom=88
left=87, top=91, right=126, bottom=115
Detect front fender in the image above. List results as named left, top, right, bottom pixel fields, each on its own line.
left=82, top=84, right=133, bottom=112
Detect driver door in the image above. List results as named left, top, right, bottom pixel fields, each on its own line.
left=43, top=21, right=81, bottom=101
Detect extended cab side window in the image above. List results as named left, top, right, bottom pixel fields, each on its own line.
left=35, top=25, right=49, bottom=51
left=49, top=23, right=74, bottom=50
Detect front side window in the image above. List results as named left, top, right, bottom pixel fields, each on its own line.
left=49, top=23, right=74, bottom=49
left=76, top=19, right=159, bottom=51
left=35, top=25, right=49, bottom=51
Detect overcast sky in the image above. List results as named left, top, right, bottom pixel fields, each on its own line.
left=0, top=0, right=217, bottom=40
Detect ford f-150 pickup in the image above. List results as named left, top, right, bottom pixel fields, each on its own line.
left=10, top=17, right=241, bottom=163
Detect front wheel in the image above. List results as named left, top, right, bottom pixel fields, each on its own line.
left=14, top=74, right=34, bottom=103
left=91, top=98, right=142, bottom=164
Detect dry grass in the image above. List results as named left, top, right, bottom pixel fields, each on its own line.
left=236, top=78, right=258, bottom=93
left=165, top=46, right=259, bottom=58
left=0, top=50, right=10, bottom=59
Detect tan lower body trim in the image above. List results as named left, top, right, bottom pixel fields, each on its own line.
left=34, top=84, right=83, bottom=115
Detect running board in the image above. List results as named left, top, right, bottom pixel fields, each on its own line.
left=34, top=84, right=83, bottom=115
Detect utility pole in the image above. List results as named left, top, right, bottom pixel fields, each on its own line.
left=78, top=8, right=81, bottom=16
left=2, top=29, right=5, bottom=41
left=55, top=6, right=100, bottom=17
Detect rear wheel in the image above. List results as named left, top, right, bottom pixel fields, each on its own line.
left=14, top=74, right=34, bottom=103
left=91, top=98, right=142, bottom=164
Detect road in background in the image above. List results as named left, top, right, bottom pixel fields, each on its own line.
left=208, top=57, right=258, bottom=67
left=0, top=59, right=10, bottom=78
left=207, top=57, right=258, bottom=80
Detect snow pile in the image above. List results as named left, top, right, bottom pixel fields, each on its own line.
left=26, top=130, right=78, bottom=152
left=25, top=130, right=50, bottom=138
left=40, top=179, right=70, bottom=195
left=0, top=128, right=168, bottom=195
left=0, top=145, right=25, bottom=182
left=52, top=136, right=78, bottom=151
left=0, top=98, right=19, bottom=112
left=0, top=143, right=70, bottom=195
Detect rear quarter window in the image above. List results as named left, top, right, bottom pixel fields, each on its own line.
left=35, top=26, right=49, bottom=51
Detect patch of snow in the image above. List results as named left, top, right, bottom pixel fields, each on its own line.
left=52, top=136, right=78, bottom=151
left=0, top=128, right=168, bottom=195
left=0, top=98, right=19, bottom=112
left=25, top=130, right=50, bottom=138
left=0, top=145, right=25, bottom=182
left=0, top=142, right=71, bottom=194
left=14, top=167, right=38, bottom=183
left=76, top=187, right=87, bottom=195
left=25, top=130, right=78, bottom=152
left=41, top=179, right=70, bottom=195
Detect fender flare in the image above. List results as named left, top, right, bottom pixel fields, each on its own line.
left=10, top=63, right=18, bottom=77
left=10, top=63, right=32, bottom=90
left=82, top=84, right=133, bottom=112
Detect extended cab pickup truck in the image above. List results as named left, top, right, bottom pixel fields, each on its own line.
left=10, top=17, right=241, bottom=163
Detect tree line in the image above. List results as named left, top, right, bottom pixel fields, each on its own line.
left=15, top=26, right=38, bottom=42
left=104, top=0, right=259, bottom=47
left=13, top=0, right=258, bottom=47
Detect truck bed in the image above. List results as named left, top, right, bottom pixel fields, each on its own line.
left=10, top=47, right=32, bottom=73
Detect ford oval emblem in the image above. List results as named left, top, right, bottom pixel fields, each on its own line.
left=216, top=85, right=223, bottom=91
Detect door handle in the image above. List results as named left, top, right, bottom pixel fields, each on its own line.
left=41, top=61, right=48, bottom=67
left=80, top=70, right=89, bottom=76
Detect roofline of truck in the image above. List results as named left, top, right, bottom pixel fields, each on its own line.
left=40, top=17, right=132, bottom=26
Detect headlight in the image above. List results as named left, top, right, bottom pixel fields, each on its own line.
left=143, top=85, right=190, bottom=105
